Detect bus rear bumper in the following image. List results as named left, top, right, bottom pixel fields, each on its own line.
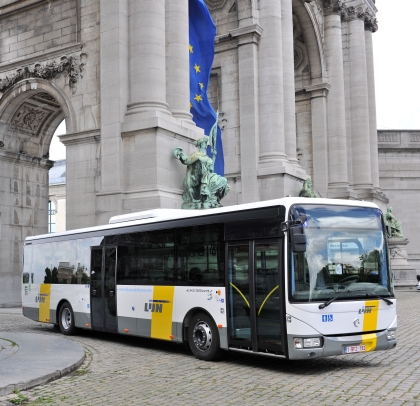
left=287, top=330, right=397, bottom=360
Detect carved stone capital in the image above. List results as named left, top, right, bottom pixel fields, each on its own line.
left=364, top=12, right=378, bottom=32
left=323, top=0, right=345, bottom=16
left=341, top=5, right=366, bottom=22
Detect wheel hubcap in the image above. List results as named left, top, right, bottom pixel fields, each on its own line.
left=61, top=308, right=71, bottom=330
left=192, top=320, right=212, bottom=351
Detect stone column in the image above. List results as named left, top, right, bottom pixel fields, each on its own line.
left=100, top=0, right=128, bottom=193
left=165, top=0, right=193, bottom=123
left=365, top=16, right=380, bottom=189
left=346, top=9, right=372, bottom=188
left=306, top=83, right=330, bottom=198
left=258, top=0, right=287, bottom=166
left=126, top=0, right=169, bottom=116
left=230, top=25, right=263, bottom=203
left=281, top=0, right=299, bottom=166
left=323, top=1, right=349, bottom=194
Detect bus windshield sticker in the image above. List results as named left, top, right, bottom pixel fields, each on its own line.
left=322, top=314, right=333, bottom=322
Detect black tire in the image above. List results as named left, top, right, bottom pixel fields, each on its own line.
left=58, top=301, right=77, bottom=335
left=188, top=312, right=221, bottom=361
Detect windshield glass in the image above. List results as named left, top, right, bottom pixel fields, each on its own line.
left=289, top=204, right=393, bottom=302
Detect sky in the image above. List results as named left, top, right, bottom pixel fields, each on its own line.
left=49, top=0, right=420, bottom=160
left=373, top=0, right=420, bottom=130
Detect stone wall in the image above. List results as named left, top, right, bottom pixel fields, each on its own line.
left=378, top=130, right=420, bottom=272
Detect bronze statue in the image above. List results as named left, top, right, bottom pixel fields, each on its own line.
left=299, top=178, right=318, bottom=198
left=385, top=207, right=404, bottom=238
left=174, top=136, right=229, bottom=209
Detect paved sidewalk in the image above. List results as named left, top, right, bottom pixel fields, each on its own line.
left=0, top=331, right=85, bottom=396
left=0, top=292, right=420, bottom=405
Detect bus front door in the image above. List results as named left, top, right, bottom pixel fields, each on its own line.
left=90, top=246, right=118, bottom=333
left=227, top=240, right=285, bottom=355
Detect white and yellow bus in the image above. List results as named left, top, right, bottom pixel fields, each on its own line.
left=22, top=197, right=397, bottom=361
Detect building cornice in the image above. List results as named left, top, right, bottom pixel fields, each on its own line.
left=59, top=129, right=100, bottom=146
left=0, top=43, right=84, bottom=74
left=0, top=147, right=52, bottom=168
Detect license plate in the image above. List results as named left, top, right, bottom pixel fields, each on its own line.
left=344, top=345, right=366, bottom=354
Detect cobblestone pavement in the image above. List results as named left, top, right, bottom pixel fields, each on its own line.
left=1, top=291, right=419, bottom=406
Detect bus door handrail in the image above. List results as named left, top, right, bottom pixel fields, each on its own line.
left=258, top=285, right=279, bottom=316
left=229, top=282, right=250, bottom=308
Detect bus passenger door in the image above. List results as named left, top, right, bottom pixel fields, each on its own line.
left=90, top=246, right=118, bottom=333
left=227, top=240, right=284, bottom=355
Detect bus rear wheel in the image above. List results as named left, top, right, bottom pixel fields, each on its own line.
left=188, top=313, right=221, bottom=361
left=59, top=301, right=76, bottom=336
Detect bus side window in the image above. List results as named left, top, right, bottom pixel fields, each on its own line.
left=176, top=224, right=224, bottom=287
left=32, top=243, right=52, bottom=284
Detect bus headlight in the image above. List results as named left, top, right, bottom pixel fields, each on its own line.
left=387, top=330, right=396, bottom=341
left=294, top=337, right=322, bottom=348
left=304, top=338, right=321, bottom=348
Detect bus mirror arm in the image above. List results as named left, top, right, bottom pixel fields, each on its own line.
left=280, top=215, right=307, bottom=232
left=281, top=215, right=307, bottom=253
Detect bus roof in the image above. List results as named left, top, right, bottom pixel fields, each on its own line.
left=25, top=197, right=380, bottom=243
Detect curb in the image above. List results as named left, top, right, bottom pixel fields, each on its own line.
left=0, top=353, right=85, bottom=397
left=0, top=333, right=86, bottom=397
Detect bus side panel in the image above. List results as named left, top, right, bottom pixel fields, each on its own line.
left=116, top=285, right=228, bottom=347
left=50, top=284, right=91, bottom=328
left=116, top=285, right=153, bottom=337
left=173, top=286, right=228, bottom=348
left=22, top=283, right=39, bottom=322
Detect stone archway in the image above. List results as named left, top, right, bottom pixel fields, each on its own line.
left=0, top=78, right=74, bottom=306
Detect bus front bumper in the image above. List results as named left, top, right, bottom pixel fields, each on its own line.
left=287, top=329, right=397, bottom=360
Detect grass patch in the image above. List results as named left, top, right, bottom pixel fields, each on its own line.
left=9, top=389, right=28, bottom=405
left=1, top=338, right=18, bottom=347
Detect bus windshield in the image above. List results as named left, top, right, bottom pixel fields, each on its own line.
left=289, top=204, right=393, bottom=303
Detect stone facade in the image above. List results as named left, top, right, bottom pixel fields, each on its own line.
left=0, top=0, right=398, bottom=306
left=378, top=130, right=420, bottom=273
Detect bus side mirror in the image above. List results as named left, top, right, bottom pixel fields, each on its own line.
left=290, top=225, right=307, bottom=252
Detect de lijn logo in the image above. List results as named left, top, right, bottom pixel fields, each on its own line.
left=144, top=299, right=171, bottom=313
left=358, top=305, right=376, bottom=314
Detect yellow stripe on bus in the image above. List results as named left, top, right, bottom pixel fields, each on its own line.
left=151, top=286, right=175, bottom=340
left=38, top=284, right=51, bottom=322
left=361, top=300, right=379, bottom=351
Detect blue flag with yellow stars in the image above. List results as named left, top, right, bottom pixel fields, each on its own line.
left=189, top=0, right=224, bottom=176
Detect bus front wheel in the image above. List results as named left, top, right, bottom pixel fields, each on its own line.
left=188, top=313, right=221, bottom=361
left=58, top=302, right=76, bottom=336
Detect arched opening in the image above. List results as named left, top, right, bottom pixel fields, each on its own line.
left=49, top=119, right=67, bottom=233
left=0, top=79, right=74, bottom=305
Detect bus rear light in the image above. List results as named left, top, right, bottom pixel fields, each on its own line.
left=124, top=328, right=129, bottom=333
left=170, top=335, right=174, bottom=339
left=86, top=324, right=90, bottom=327
left=218, top=324, right=223, bottom=328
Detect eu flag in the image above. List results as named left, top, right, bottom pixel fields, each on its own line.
left=189, top=0, right=225, bottom=176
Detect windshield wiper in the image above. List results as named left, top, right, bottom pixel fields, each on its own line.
left=319, top=289, right=393, bottom=309
left=318, top=288, right=351, bottom=309
left=352, top=290, right=393, bottom=306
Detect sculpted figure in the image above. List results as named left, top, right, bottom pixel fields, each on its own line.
left=385, top=207, right=404, bottom=238
left=299, top=178, right=318, bottom=198
left=174, top=136, right=230, bottom=209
